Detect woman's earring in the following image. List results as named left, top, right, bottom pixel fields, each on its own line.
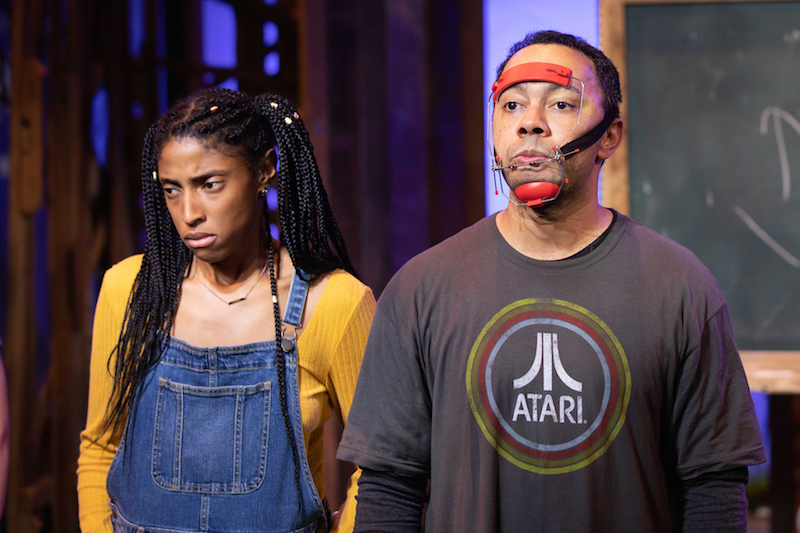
left=259, top=185, right=269, bottom=197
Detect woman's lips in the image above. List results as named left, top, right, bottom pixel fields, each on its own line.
left=184, top=233, right=216, bottom=248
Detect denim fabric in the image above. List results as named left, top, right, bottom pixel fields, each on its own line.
left=107, top=270, right=326, bottom=533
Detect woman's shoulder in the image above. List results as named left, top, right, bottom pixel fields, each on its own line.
left=320, top=269, right=374, bottom=306
left=101, top=254, right=144, bottom=295
left=307, top=269, right=375, bottom=327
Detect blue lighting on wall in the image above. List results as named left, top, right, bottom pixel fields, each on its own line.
left=90, top=87, right=109, bottom=168
left=202, top=0, right=237, bottom=68
left=267, top=187, right=278, bottom=211
left=129, top=0, right=145, bottom=57
left=217, top=77, right=239, bottom=91
left=263, top=51, right=280, bottom=76
left=263, top=21, right=278, bottom=47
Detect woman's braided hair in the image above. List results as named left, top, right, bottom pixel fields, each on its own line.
left=102, top=90, right=354, bottom=505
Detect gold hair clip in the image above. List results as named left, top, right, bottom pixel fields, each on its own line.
left=270, top=102, right=278, bottom=108
left=210, top=105, right=219, bottom=112
left=284, top=117, right=293, bottom=125
left=153, top=171, right=158, bottom=181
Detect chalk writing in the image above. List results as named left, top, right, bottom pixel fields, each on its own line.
left=759, top=106, right=800, bottom=202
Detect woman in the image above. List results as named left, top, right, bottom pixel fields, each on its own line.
left=78, top=88, right=375, bottom=533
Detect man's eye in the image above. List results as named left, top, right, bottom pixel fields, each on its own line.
left=504, top=101, right=519, bottom=111
left=204, top=181, right=221, bottom=189
left=555, top=102, right=573, bottom=110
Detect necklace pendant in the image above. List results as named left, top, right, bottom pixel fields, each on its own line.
left=193, top=261, right=268, bottom=305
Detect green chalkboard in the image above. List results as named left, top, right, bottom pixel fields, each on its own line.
left=626, top=2, right=800, bottom=350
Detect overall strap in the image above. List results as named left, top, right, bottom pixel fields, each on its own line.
left=282, top=269, right=310, bottom=328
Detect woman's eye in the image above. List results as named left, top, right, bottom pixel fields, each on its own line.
left=554, top=101, right=573, bottom=110
left=504, top=101, right=519, bottom=111
left=204, top=181, right=221, bottom=190
left=163, top=187, right=177, bottom=196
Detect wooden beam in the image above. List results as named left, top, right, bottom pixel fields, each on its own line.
left=741, top=351, right=800, bottom=394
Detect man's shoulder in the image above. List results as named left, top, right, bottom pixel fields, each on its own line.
left=375, top=217, right=493, bottom=312
left=621, top=214, right=721, bottom=287
left=406, top=216, right=492, bottom=267
left=390, top=217, right=492, bottom=284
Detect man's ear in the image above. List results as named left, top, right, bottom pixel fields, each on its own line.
left=597, top=119, right=623, bottom=161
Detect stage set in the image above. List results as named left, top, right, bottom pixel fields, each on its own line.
left=2, top=0, right=800, bottom=531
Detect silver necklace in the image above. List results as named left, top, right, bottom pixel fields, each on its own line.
left=193, top=260, right=268, bottom=305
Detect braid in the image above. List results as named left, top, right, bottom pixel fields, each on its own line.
left=102, top=123, right=192, bottom=439
left=254, top=93, right=356, bottom=280
left=267, top=239, right=303, bottom=525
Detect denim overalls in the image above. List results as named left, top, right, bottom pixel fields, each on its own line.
left=107, top=270, right=328, bottom=533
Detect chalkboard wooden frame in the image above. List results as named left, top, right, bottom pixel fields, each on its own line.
left=598, top=0, right=800, bottom=387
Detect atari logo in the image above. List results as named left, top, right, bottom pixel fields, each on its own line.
left=511, top=332, right=586, bottom=424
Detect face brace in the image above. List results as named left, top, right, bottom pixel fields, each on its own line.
left=488, top=61, right=616, bottom=208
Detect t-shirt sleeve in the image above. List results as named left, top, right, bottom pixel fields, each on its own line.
left=337, top=295, right=432, bottom=478
left=670, top=303, right=767, bottom=480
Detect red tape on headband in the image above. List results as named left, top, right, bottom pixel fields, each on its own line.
left=491, top=62, right=572, bottom=102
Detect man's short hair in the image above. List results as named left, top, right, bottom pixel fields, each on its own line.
left=495, top=30, right=622, bottom=119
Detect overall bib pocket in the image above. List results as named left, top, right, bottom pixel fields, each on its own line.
left=152, top=378, right=271, bottom=493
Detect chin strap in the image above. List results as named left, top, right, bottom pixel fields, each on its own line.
left=557, top=109, right=617, bottom=161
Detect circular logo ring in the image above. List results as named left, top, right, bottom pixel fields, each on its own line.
left=466, top=298, right=631, bottom=474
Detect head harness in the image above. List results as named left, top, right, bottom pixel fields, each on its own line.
left=488, top=61, right=616, bottom=207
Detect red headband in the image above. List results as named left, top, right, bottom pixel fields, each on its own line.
left=491, top=62, right=572, bottom=101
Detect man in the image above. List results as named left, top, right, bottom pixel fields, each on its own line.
left=338, top=30, right=766, bottom=532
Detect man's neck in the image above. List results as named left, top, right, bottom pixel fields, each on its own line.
left=495, top=200, right=613, bottom=261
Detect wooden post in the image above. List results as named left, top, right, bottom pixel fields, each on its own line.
left=44, top=0, right=93, bottom=529
left=7, top=0, right=46, bottom=529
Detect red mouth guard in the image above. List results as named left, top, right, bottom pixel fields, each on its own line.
left=514, top=180, right=569, bottom=207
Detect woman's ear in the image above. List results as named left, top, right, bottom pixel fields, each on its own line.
left=258, top=148, right=278, bottom=189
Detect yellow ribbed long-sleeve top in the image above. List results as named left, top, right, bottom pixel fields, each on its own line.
left=77, top=255, right=375, bottom=533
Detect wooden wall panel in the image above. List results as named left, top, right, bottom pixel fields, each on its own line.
left=300, top=0, right=484, bottom=510
left=319, top=0, right=484, bottom=298
left=8, top=0, right=48, bottom=529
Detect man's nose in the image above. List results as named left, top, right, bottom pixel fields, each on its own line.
left=518, top=106, right=550, bottom=137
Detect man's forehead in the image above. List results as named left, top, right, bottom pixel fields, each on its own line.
left=504, top=43, right=593, bottom=78
left=495, top=43, right=601, bottom=103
